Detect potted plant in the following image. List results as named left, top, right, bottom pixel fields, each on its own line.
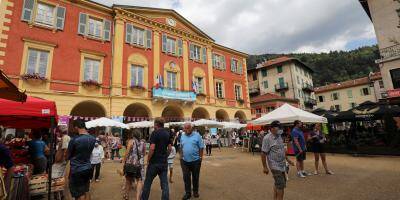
left=81, top=80, right=101, bottom=89
left=196, top=93, right=206, bottom=97
left=21, top=73, right=47, bottom=85
left=130, top=85, right=146, bottom=91
left=237, top=99, right=245, bottom=105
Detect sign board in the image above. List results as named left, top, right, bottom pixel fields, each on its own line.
left=153, top=88, right=196, bottom=101
left=58, top=116, right=70, bottom=126
left=210, top=128, right=217, bottom=136
left=387, top=89, right=400, bottom=98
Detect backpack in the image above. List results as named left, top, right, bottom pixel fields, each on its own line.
left=123, top=140, right=142, bottom=175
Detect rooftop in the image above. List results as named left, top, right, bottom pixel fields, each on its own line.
left=250, top=93, right=299, bottom=104
left=250, top=56, right=314, bottom=73
left=314, top=72, right=381, bottom=93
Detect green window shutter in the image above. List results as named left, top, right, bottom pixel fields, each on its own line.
left=230, top=58, right=234, bottom=72
left=202, top=47, right=207, bottom=63
left=360, top=89, right=364, bottom=96
left=177, top=39, right=183, bottom=56
left=162, top=33, right=167, bottom=52
left=21, top=0, right=35, bottom=22
left=78, top=13, right=87, bottom=35
left=238, top=60, right=243, bottom=74
left=103, top=19, right=111, bottom=41
left=212, top=53, right=216, bottom=67
left=221, top=55, right=226, bottom=70
left=56, top=6, right=66, bottom=30
left=146, top=29, right=152, bottom=49
left=125, top=23, right=132, bottom=44
left=189, top=43, right=194, bottom=59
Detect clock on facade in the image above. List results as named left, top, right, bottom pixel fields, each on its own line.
left=166, top=18, right=176, bottom=27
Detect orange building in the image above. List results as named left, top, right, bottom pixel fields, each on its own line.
left=0, top=0, right=250, bottom=122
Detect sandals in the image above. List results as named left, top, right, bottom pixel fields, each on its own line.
left=123, top=194, right=128, bottom=200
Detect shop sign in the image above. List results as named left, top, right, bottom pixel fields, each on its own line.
left=387, top=89, right=400, bottom=98
left=152, top=87, right=196, bottom=101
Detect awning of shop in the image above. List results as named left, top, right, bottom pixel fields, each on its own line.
left=0, top=69, right=27, bottom=102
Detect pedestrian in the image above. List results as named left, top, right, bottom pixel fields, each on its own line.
left=111, top=133, right=121, bottom=160
left=232, top=131, right=237, bottom=148
left=260, top=121, right=294, bottom=200
left=0, top=142, right=14, bottom=199
left=105, top=132, right=112, bottom=160
left=27, top=130, right=49, bottom=175
left=90, top=139, right=104, bottom=182
left=123, top=130, right=146, bottom=200
left=168, top=145, right=176, bottom=183
left=180, top=122, right=205, bottom=200
left=205, top=131, right=212, bottom=156
left=216, top=133, right=221, bottom=151
left=291, top=120, right=308, bottom=178
left=141, top=118, right=172, bottom=200
left=309, top=124, right=334, bottom=175
left=67, top=119, right=96, bottom=200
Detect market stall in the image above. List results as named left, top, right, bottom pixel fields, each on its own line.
left=0, top=69, right=26, bottom=102
left=0, top=96, right=60, bottom=199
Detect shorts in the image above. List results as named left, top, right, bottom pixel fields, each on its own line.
left=311, top=143, right=325, bottom=153
left=69, top=169, right=92, bottom=198
left=271, top=169, right=286, bottom=190
left=124, top=165, right=142, bottom=180
left=168, top=163, right=174, bottom=169
left=295, top=151, right=306, bottom=161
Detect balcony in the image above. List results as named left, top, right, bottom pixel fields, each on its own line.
left=302, top=83, right=314, bottom=92
left=304, top=97, right=317, bottom=108
left=376, top=44, right=400, bottom=63
left=249, top=80, right=260, bottom=94
left=274, top=82, right=289, bottom=91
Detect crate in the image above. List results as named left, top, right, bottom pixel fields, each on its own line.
left=30, top=176, right=65, bottom=195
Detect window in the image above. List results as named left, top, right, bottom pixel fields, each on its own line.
left=166, top=71, right=177, bottom=89
left=267, top=107, right=275, bottom=112
left=231, top=59, right=238, bottom=72
left=26, top=48, right=49, bottom=77
left=83, top=58, right=100, bottom=82
left=361, top=87, right=370, bottom=96
left=78, top=13, right=111, bottom=41
left=350, top=103, right=357, bottom=108
left=347, top=90, right=353, bottom=98
left=132, top=26, right=145, bottom=46
left=87, top=17, right=103, bottom=38
left=126, top=24, right=152, bottom=48
left=35, top=2, right=55, bottom=26
left=331, top=92, right=339, bottom=100
left=280, top=91, right=286, bottom=97
left=378, top=80, right=384, bottom=89
left=298, top=89, right=302, bottom=98
left=263, top=80, right=268, bottom=89
left=212, top=53, right=226, bottom=70
left=252, top=72, right=257, bottom=81
left=390, top=68, right=400, bottom=89
left=166, top=37, right=176, bottom=55
left=334, top=105, right=341, bottom=111
left=261, top=69, right=267, bottom=77
left=277, top=66, right=283, bottom=73
left=278, top=77, right=285, bottom=87
left=235, top=85, right=242, bottom=100
left=295, top=66, right=298, bottom=72
left=192, top=44, right=201, bottom=60
left=215, top=81, right=224, bottom=98
left=194, top=77, right=204, bottom=93
left=130, top=65, right=144, bottom=87
left=255, top=108, right=261, bottom=114
left=318, top=95, right=324, bottom=103
left=297, top=76, right=300, bottom=84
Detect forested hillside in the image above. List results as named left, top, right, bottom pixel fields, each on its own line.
left=247, top=46, right=380, bottom=86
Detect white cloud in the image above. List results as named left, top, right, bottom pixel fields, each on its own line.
left=93, top=0, right=376, bottom=54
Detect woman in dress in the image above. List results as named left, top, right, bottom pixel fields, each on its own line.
left=309, top=124, right=334, bottom=175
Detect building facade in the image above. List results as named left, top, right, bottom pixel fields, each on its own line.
left=0, top=0, right=251, bottom=122
left=359, top=0, right=400, bottom=101
left=315, top=72, right=383, bottom=111
left=248, top=56, right=316, bottom=111
left=250, top=93, right=299, bottom=120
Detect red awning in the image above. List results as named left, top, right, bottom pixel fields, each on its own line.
left=0, top=96, right=57, bottom=128
left=246, top=123, right=262, bottom=131
left=0, top=70, right=27, bottom=102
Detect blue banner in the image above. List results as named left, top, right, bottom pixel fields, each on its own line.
left=153, top=88, right=196, bottom=101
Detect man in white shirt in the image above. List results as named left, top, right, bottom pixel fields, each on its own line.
left=90, top=140, right=104, bottom=182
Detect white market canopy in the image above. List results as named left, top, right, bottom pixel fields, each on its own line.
left=252, top=103, right=328, bottom=125
left=220, top=121, right=247, bottom=129
left=128, top=121, right=154, bottom=128
left=192, top=119, right=224, bottom=128
left=164, top=121, right=188, bottom=128
left=85, top=117, right=129, bottom=129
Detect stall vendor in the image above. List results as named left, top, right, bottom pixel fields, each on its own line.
left=0, top=143, right=14, bottom=198
left=27, top=130, right=49, bottom=175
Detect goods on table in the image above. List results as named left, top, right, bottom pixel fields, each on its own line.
left=29, top=174, right=65, bottom=196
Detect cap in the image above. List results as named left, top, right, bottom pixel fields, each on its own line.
left=270, top=120, right=281, bottom=128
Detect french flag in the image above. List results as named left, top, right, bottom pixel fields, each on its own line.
left=156, top=74, right=163, bottom=88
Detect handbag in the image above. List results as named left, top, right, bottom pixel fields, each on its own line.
left=123, top=140, right=142, bottom=174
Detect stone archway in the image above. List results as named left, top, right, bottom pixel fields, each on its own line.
left=70, top=100, right=106, bottom=117
left=192, top=107, right=210, bottom=120
left=234, top=110, right=247, bottom=122
left=162, top=105, right=184, bottom=122
left=123, top=103, right=152, bottom=121
left=216, top=109, right=229, bottom=121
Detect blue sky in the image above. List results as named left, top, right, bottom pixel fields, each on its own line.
left=95, top=0, right=377, bottom=54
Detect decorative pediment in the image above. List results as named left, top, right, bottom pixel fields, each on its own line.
left=114, top=5, right=214, bottom=41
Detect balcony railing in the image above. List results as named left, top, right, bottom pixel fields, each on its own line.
left=302, top=83, right=314, bottom=92
left=377, top=44, right=400, bottom=63
left=304, top=97, right=317, bottom=107
left=275, top=82, right=289, bottom=91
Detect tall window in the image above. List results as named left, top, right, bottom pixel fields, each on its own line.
left=166, top=37, right=176, bottom=55
left=378, top=80, right=384, bottom=89
left=88, top=17, right=102, bottom=38
left=235, top=85, right=242, bottom=100
left=252, top=72, right=257, bottom=81
left=347, top=90, right=353, bottom=98
left=166, top=71, right=177, bottom=89
left=390, top=68, right=400, bottom=89
left=193, top=44, right=201, bottom=60
left=297, top=76, right=300, bottom=84
left=318, top=95, right=324, bottom=102
left=130, top=65, right=144, bottom=87
left=132, top=26, right=145, bottom=46
left=212, top=53, right=226, bottom=70
left=263, top=80, right=268, bottom=89
left=331, top=92, right=339, bottom=100
left=278, top=77, right=285, bottom=87
left=277, top=66, right=283, bottom=73
left=215, top=81, right=224, bottom=98
left=35, top=2, right=55, bottom=26
left=194, top=77, right=204, bottom=93
left=26, top=48, right=49, bottom=77
left=83, top=58, right=100, bottom=81
left=361, top=87, right=370, bottom=96
left=261, top=69, right=267, bottom=77
left=231, top=59, right=238, bottom=72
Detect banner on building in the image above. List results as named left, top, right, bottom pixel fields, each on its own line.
left=152, top=87, right=196, bottom=102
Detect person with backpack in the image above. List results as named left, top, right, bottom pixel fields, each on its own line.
left=122, top=130, right=146, bottom=200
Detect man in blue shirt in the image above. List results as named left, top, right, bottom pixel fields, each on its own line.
left=180, top=122, right=204, bottom=200
left=67, top=120, right=96, bottom=200
left=291, top=120, right=308, bottom=178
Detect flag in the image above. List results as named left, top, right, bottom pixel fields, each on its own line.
left=156, top=74, right=163, bottom=88
left=192, top=80, right=198, bottom=93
